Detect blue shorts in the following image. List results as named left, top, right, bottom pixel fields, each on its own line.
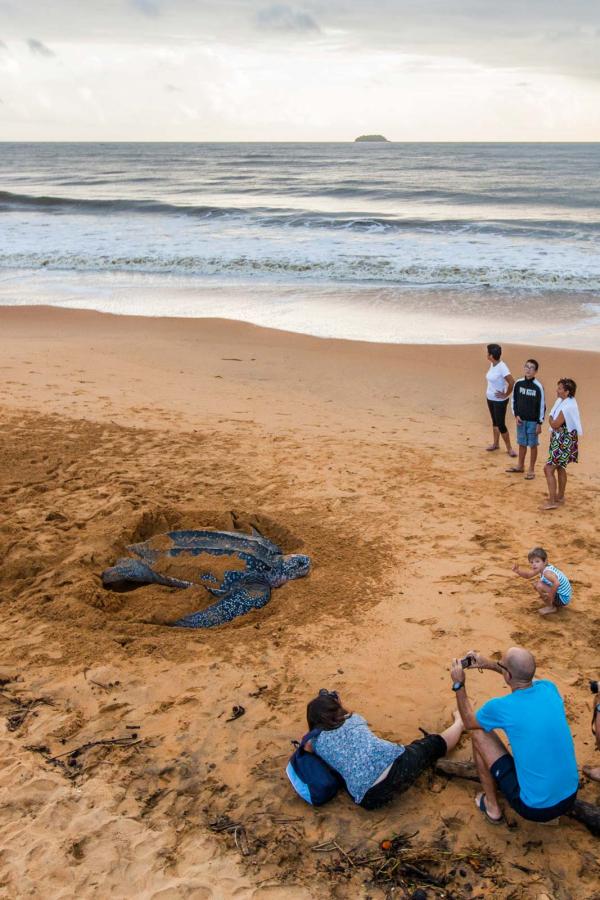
left=490, top=753, right=576, bottom=822
left=516, top=420, right=539, bottom=447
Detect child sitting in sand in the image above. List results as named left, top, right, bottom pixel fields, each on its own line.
left=512, top=547, right=572, bottom=616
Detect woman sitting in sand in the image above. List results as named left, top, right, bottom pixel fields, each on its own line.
left=542, top=378, right=583, bottom=510
left=304, top=689, right=463, bottom=809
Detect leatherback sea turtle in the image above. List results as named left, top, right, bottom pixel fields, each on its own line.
left=101, top=529, right=310, bottom=628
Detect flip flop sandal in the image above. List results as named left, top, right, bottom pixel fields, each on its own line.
left=506, top=467, right=524, bottom=473
left=524, top=473, right=536, bottom=480
left=476, top=793, right=503, bottom=825
left=226, top=705, right=246, bottom=722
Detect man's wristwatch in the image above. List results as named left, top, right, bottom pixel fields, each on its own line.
left=452, top=681, right=464, bottom=692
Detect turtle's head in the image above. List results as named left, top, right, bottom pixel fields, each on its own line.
left=277, top=554, right=311, bottom=585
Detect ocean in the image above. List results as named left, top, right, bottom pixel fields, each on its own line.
left=1, top=142, right=599, bottom=346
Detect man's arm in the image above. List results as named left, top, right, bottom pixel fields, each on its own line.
left=450, top=659, right=482, bottom=731
left=463, top=649, right=508, bottom=674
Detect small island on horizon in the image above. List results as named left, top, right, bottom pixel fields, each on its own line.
left=354, top=134, right=390, bottom=142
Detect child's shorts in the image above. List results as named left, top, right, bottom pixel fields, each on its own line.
left=516, top=420, right=539, bottom=447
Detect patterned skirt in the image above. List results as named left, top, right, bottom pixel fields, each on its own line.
left=547, top=426, right=579, bottom=468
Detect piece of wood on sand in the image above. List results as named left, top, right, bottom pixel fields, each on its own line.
left=435, top=759, right=600, bottom=836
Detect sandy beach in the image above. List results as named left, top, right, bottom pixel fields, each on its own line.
left=1, top=305, right=599, bottom=899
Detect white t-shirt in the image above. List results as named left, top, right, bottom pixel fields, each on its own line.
left=549, top=397, right=583, bottom=436
left=486, top=361, right=510, bottom=401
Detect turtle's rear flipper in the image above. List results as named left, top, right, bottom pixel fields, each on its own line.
left=170, top=581, right=271, bottom=628
left=101, top=558, right=192, bottom=591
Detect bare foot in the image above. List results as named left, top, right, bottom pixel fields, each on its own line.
left=506, top=449, right=517, bottom=458
left=486, top=444, right=500, bottom=451
left=557, top=498, right=565, bottom=504
left=583, top=765, right=600, bottom=782
left=540, top=502, right=558, bottom=510
left=524, top=472, right=535, bottom=480
left=539, top=606, right=557, bottom=615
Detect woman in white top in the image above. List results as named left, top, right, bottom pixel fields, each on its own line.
left=542, top=378, right=582, bottom=510
left=485, top=344, right=517, bottom=457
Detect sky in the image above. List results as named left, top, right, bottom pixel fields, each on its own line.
left=0, top=0, right=599, bottom=140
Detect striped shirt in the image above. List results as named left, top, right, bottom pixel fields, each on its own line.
left=541, top=565, right=572, bottom=605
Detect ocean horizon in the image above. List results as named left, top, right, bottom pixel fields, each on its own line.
left=1, top=141, right=599, bottom=347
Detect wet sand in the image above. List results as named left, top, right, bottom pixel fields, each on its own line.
left=1, top=306, right=599, bottom=899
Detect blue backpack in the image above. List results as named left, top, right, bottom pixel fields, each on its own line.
left=285, top=728, right=344, bottom=806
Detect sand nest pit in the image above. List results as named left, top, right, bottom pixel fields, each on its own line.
left=92, top=506, right=307, bottom=626
left=10, top=487, right=387, bottom=661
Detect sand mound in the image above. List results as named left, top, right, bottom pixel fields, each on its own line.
left=124, top=507, right=304, bottom=554
left=153, top=550, right=247, bottom=584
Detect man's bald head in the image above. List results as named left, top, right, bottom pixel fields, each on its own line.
left=505, top=647, right=536, bottom=682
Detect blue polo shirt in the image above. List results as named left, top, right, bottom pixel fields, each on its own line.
left=476, top=679, right=578, bottom=809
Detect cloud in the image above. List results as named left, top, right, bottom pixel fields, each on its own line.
left=131, top=0, right=161, bottom=16
left=0, top=2, right=598, bottom=80
left=256, top=4, right=320, bottom=34
left=164, top=82, right=181, bottom=92
left=26, top=38, right=55, bottom=57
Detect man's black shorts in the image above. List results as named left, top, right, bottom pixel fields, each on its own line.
left=490, top=753, right=577, bottom=822
left=360, top=734, right=447, bottom=810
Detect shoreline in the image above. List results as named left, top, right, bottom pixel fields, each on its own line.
left=2, top=275, right=600, bottom=350
left=1, top=304, right=599, bottom=898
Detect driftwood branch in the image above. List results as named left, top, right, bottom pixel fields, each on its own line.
left=435, top=759, right=600, bottom=836
left=568, top=799, right=600, bottom=836
left=435, top=759, right=479, bottom=782
left=48, top=736, right=140, bottom=762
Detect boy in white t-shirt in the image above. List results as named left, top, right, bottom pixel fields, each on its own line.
left=485, top=343, right=517, bottom=457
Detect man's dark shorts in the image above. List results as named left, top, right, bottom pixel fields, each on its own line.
left=490, top=753, right=577, bottom=822
left=360, top=734, right=447, bottom=810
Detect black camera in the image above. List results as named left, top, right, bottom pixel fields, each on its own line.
left=590, top=680, right=599, bottom=695
left=461, top=655, right=476, bottom=669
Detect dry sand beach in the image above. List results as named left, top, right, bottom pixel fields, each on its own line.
left=1, top=305, right=599, bottom=899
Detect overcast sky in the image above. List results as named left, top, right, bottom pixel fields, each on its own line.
left=1, top=0, right=599, bottom=140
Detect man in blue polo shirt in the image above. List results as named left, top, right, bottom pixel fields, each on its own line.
left=450, top=646, right=578, bottom=824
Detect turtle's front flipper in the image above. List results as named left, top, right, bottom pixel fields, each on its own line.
left=170, top=580, right=271, bottom=628
left=102, top=558, right=192, bottom=591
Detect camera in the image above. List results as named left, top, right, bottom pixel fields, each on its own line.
left=461, top=655, right=476, bottom=669
left=590, top=680, right=599, bottom=695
